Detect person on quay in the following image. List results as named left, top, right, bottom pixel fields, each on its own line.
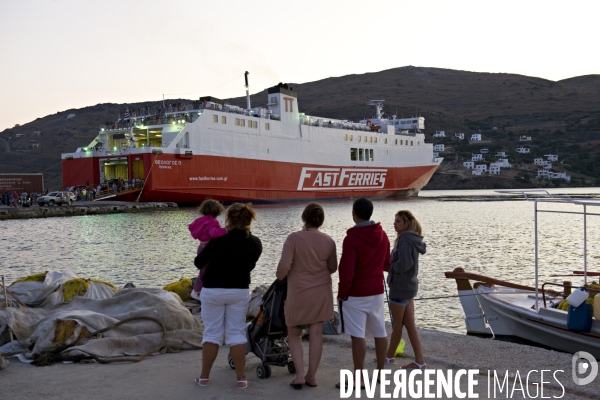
left=193, top=203, right=262, bottom=389
left=276, top=202, right=338, bottom=389
left=336, top=197, right=390, bottom=389
left=383, top=210, right=427, bottom=370
left=189, top=199, right=228, bottom=300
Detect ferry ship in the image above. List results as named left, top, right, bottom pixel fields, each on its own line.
left=61, top=77, right=442, bottom=203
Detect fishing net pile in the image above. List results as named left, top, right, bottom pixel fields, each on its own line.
left=0, top=271, right=203, bottom=365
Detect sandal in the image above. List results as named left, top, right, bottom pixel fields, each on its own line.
left=194, top=377, right=209, bottom=387
left=371, top=357, right=395, bottom=365
left=290, top=381, right=303, bottom=390
left=401, top=361, right=427, bottom=370
left=237, top=379, right=251, bottom=389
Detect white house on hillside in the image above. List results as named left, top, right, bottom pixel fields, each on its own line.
left=516, top=147, right=530, bottom=154
left=476, top=164, right=487, bottom=173
left=495, top=151, right=507, bottom=157
left=433, top=131, right=445, bottom=138
left=472, top=154, right=484, bottom=161
left=480, top=148, right=489, bottom=154
left=520, top=136, right=532, bottom=142
left=463, top=161, right=474, bottom=169
left=490, top=166, right=501, bottom=175
left=472, top=169, right=483, bottom=176
left=454, top=133, right=465, bottom=140
left=470, top=134, right=482, bottom=141
left=491, top=159, right=511, bottom=168
left=545, top=154, right=558, bottom=162
left=534, top=158, right=545, bottom=166
left=434, top=144, right=445, bottom=152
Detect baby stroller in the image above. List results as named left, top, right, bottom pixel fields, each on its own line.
left=227, top=278, right=295, bottom=379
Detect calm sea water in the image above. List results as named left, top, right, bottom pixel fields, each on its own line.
left=3, top=188, right=600, bottom=335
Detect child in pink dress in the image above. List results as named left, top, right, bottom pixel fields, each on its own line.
left=189, top=199, right=228, bottom=300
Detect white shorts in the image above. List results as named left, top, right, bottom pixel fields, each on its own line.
left=200, top=288, right=250, bottom=346
left=338, top=294, right=387, bottom=339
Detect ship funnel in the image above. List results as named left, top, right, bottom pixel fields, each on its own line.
left=245, top=71, right=251, bottom=111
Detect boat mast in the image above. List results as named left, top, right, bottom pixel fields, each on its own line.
left=366, top=100, right=384, bottom=120
left=245, top=71, right=251, bottom=111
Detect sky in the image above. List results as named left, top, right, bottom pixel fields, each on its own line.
left=0, top=0, right=598, bottom=132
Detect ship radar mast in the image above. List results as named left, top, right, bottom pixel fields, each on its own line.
left=366, top=100, right=385, bottom=119
left=245, top=71, right=251, bottom=111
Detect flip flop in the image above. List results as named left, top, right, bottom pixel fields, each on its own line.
left=290, top=381, right=303, bottom=390
left=304, top=382, right=317, bottom=387
left=401, top=361, right=427, bottom=370
left=237, top=379, right=251, bottom=389
left=194, top=377, right=209, bottom=387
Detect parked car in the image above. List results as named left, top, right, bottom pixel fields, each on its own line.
left=37, top=192, right=75, bottom=206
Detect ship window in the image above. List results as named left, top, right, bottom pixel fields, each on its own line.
left=358, top=136, right=362, bottom=142
left=253, top=121, right=258, bottom=128
left=344, top=134, right=348, bottom=141
left=364, top=136, right=367, bottom=142
left=350, top=148, right=357, bottom=161
left=417, top=141, right=419, bottom=145
left=212, top=115, right=218, bottom=123
left=384, top=138, right=388, bottom=144
left=265, top=122, right=270, bottom=130
left=374, top=137, right=377, bottom=143
left=370, top=149, right=374, bottom=161
left=241, top=119, right=245, bottom=127
left=411, top=141, right=413, bottom=146
left=369, top=137, right=373, bottom=143
left=395, top=139, right=398, bottom=145
left=359, top=149, right=364, bottom=161
left=350, top=135, right=353, bottom=141
left=235, top=118, right=240, bottom=126
left=221, top=116, right=226, bottom=124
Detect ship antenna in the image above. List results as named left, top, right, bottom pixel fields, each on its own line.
left=245, top=71, right=251, bottom=111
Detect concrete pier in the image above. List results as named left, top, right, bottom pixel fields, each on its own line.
left=0, top=201, right=178, bottom=220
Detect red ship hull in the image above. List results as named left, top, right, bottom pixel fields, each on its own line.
left=62, top=153, right=439, bottom=203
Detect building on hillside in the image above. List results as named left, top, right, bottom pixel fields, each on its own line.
left=495, top=151, right=507, bottom=157
left=543, top=161, right=552, bottom=169
left=537, top=170, right=571, bottom=182
left=453, top=133, right=465, bottom=140
left=520, top=136, right=532, bottom=142
left=472, top=153, right=484, bottom=161
left=480, top=148, right=489, bottom=154
left=470, top=134, right=482, bottom=141
left=433, top=131, right=445, bottom=138
left=434, top=144, right=445, bottom=152
left=516, top=147, right=530, bottom=154
left=463, top=161, right=474, bottom=169
left=491, top=159, right=511, bottom=168
left=472, top=169, right=483, bottom=176
left=475, top=164, right=487, bottom=173
left=433, top=152, right=439, bottom=158
left=545, top=154, right=558, bottom=162
left=33, top=131, right=42, bottom=137
left=534, top=158, right=545, bottom=166
left=490, top=166, right=501, bottom=175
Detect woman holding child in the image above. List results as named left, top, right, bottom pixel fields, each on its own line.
left=193, top=203, right=262, bottom=389
left=276, top=202, right=338, bottom=389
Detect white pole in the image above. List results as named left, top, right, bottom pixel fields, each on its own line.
left=584, top=204, right=588, bottom=286
left=534, top=200, right=539, bottom=311
left=245, top=71, right=251, bottom=111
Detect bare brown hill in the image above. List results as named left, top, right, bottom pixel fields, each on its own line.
left=1, top=66, right=599, bottom=191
